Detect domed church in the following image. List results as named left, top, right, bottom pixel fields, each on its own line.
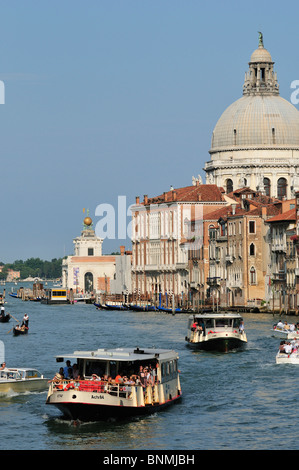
left=204, top=33, right=299, bottom=200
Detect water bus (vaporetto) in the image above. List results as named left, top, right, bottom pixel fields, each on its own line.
left=185, top=312, right=247, bottom=352
left=46, top=347, right=182, bottom=421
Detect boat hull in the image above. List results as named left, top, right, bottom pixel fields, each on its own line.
left=0, top=314, right=10, bottom=323
left=276, top=353, right=299, bottom=364
left=271, top=329, right=299, bottom=340
left=13, top=327, right=29, bottom=336
left=48, top=394, right=181, bottom=421
left=186, top=333, right=247, bottom=352
left=0, top=378, right=48, bottom=395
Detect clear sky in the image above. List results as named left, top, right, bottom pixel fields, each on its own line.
left=0, top=0, right=298, bottom=262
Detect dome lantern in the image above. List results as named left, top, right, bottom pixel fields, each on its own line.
left=243, top=32, right=279, bottom=96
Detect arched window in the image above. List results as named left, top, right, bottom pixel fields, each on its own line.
left=263, top=177, right=271, bottom=197
left=84, top=272, right=94, bottom=293
left=250, top=266, right=256, bottom=285
left=277, top=178, right=287, bottom=200
left=249, top=243, right=255, bottom=256
left=226, top=179, right=233, bottom=194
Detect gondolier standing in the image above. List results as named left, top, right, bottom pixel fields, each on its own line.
left=21, top=314, right=29, bottom=328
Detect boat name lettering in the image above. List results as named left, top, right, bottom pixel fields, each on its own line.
left=91, top=394, right=105, bottom=399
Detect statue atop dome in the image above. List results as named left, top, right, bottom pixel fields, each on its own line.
left=258, top=31, right=263, bottom=48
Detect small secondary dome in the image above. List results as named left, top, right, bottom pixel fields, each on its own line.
left=250, top=46, right=272, bottom=63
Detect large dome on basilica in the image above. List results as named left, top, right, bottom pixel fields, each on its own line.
left=204, top=34, right=299, bottom=200
left=210, top=94, right=299, bottom=151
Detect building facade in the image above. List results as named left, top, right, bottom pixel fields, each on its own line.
left=131, top=183, right=228, bottom=306
left=62, top=215, right=131, bottom=296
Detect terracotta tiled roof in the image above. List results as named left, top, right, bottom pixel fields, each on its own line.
left=266, top=207, right=296, bottom=223
left=145, top=184, right=225, bottom=204
left=203, top=205, right=240, bottom=221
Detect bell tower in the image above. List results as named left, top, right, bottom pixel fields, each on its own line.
left=73, top=209, right=103, bottom=257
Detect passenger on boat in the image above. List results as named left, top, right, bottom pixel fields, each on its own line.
left=52, top=373, right=64, bottom=387
left=63, top=360, right=72, bottom=378
left=284, top=322, right=290, bottom=330
left=276, top=320, right=284, bottom=329
left=283, top=342, right=292, bottom=354
left=0, top=362, right=6, bottom=370
left=115, top=374, right=123, bottom=384
left=91, top=374, right=101, bottom=381
left=279, top=341, right=286, bottom=352
left=72, top=363, right=79, bottom=380
left=239, top=321, right=245, bottom=333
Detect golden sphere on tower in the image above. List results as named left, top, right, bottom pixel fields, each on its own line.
left=84, top=216, right=92, bottom=226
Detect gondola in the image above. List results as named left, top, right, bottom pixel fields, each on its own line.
left=104, top=303, right=128, bottom=310
left=0, top=313, right=10, bottom=323
left=128, top=304, right=158, bottom=312
left=94, top=302, right=128, bottom=311
left=13, top=326, right=29, bottom=336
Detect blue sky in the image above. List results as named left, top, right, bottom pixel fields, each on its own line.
left=0, top=0, right=298, bottom=262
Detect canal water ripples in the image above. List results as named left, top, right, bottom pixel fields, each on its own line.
left=1, top=287, right=299, bottom=450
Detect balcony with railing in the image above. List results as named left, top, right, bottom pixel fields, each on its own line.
left=271, top=272, right=286, bottom=282
left=207, top=277, right=221, bottom=286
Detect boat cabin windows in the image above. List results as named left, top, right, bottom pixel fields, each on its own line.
left=190, top=316, right=243, bottom=331
left=81, top=359, right=108, bottom=378
left=25, top=370, right=41, bottom=379
left=161, top=359, right=178, bottom=382
left=77, top=358, right=160, bottom=381
left=0, top=370, right=22, bottom=380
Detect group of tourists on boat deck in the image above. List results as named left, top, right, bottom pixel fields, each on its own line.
left=279, top=340, right=299, bottom=355
left=52, top=360, right=159, bottom=388
left=274, top=320, right=299, bottom=332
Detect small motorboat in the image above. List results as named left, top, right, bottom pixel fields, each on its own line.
left=272, top=322, right=299, bottom=340
left=0, top=367, right=49, bottom=395
left=275, top=338, right=299, bottom=364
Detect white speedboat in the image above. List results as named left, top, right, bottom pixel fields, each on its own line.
left=185, top=312, right=247, bottom=352
left=0, top=368, right=49, bottom=395
left=46, top=347, right=182, bottom=421
left=276, top=351, right=299, bottom=364
left=272, top=323, right=299, bottom=340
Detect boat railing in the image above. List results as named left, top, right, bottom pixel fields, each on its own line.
left=51, top=379, right=136, bottom=399
left=50, top=378, right=165, bottom=403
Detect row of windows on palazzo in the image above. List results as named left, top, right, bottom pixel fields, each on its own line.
left=226, top=177, right=287, bottom=198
